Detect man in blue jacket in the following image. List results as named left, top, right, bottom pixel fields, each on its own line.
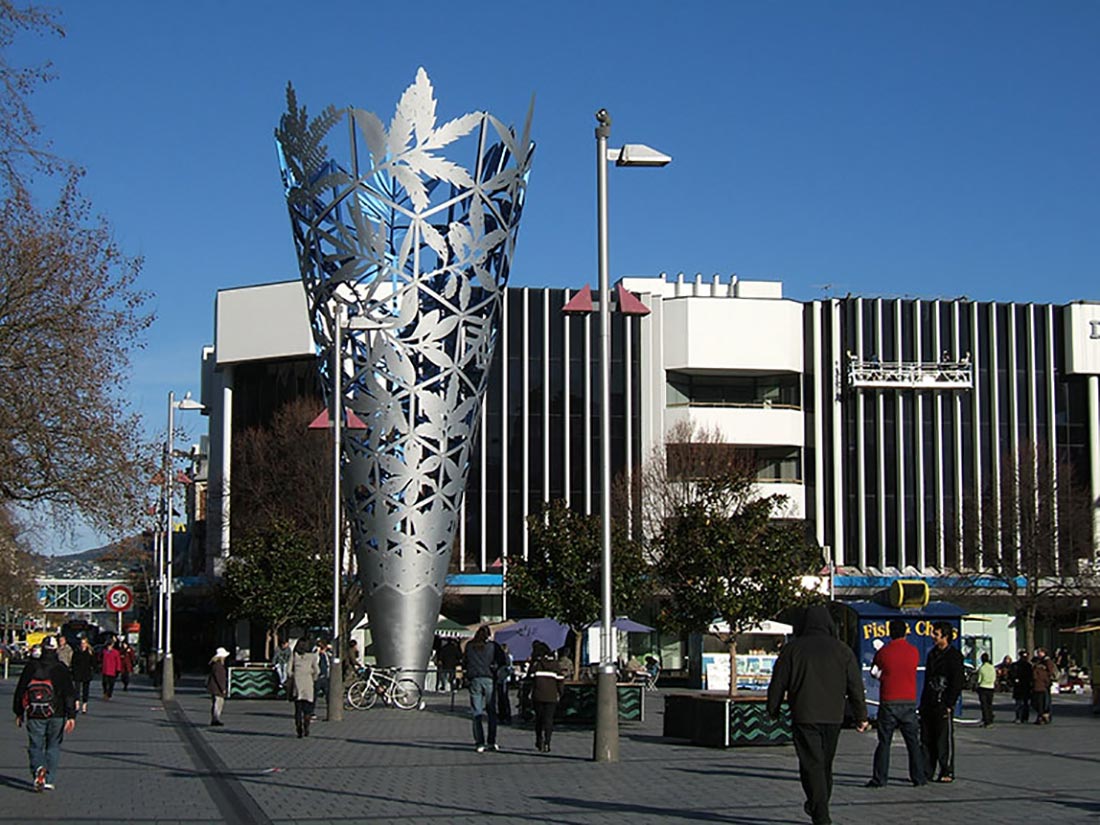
left=768, top=606, right=869, bottom=825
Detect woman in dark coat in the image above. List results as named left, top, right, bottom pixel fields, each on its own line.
left=527, top=640, right=566, bottom=753
left=1010, top=649, right=1033, bottom=723
left=206, top=647, right=229, bottom=727
left=70, top=637, right=95, bottom=714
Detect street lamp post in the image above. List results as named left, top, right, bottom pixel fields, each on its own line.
left=328, top=306, right=345, bottom=723
left=162, top=390, right=205, bottom=702
left=593, top=108, right=670, bottom=763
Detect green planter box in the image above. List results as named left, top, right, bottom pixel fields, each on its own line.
left=664, top=693, right=791, bottom=747
left=519, top=682, right=644, bottom=724
left=227, top=666, right=282, bottom=699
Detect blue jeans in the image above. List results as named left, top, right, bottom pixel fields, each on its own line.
left=468, top=676, right=497, bottom=746
left=872, top=702, right=924, bottom=785
left=26, top=717, right=65, bottom=783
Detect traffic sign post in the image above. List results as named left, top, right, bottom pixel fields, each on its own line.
left=106, top=585, right=134, bottom=635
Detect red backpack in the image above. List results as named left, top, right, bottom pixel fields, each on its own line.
left=22, top=668, right=55, bottom=719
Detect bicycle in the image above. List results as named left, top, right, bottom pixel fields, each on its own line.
left=346, top=665, right=423, bottom=710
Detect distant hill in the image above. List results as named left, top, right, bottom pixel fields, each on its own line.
left=38, top=536, right=151, bottom=579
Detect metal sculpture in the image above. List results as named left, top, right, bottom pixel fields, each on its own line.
left=276, top=69, right=533, bottom=673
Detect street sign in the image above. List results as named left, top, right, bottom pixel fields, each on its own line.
left=105, top=584, right=133, bottom=613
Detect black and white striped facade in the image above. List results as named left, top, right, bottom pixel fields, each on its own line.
left=811, top=297, right=1100, bottom=574
left=203, top=277, right=1100, bottom=594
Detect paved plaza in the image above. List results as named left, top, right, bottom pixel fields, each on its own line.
left=1, top=675, right=1099, bottom=824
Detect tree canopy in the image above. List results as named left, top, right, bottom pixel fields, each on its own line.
left=221, top=523, right=331, bottom=656
left=647, top=424, right=820, bottom=695
left=508, top=499, right=651, bottom=677
left=0, top=3, right=154, bottom=540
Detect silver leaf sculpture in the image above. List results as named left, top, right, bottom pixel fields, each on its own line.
left=275, top=69, right=534, bottom=674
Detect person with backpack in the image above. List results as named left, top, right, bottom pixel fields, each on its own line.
left=12, top=635, right=77, bottom=792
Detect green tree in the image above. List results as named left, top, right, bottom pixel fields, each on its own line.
left=653, top=475, right=820, bottom=697
left=508, top=499, right=651, bottom=679
left=221, top=523, right=331, bottom=659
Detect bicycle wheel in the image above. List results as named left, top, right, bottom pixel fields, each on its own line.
left=347, top=679, right=377, bottom=710
left=391, top=678, right=423, bottom=710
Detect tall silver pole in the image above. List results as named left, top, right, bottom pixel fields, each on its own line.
left=593, top=108, right=619, bottom=763
left=162, top=391, right=175, bottom=701
left=154, top=525, right=164, bottom=661
left=328, top=307, right=344, bottom=722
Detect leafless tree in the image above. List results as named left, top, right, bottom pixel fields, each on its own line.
left=959, top=442, right=1096, bottom=653
left=0, top=1, right=67, bottom=195
left=0, top=4, right=155, bottom=540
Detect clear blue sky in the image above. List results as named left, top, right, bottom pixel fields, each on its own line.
left=11, top=1, right=1099, bottom=552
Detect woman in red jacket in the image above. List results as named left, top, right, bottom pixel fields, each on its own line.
left=100, top=640, right=122, bottom=699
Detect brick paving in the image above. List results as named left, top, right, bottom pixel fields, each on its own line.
left=1, top=674, right=1099, bottom=824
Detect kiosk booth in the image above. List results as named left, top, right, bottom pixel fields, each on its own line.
left=830, top=599, right=966, bottom=720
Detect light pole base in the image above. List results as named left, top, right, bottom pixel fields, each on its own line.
left=593, top=666, right=619, bottom=762
left=328, top=662, right=343, bottom=722
left=161, top=654, right=175, bottom=701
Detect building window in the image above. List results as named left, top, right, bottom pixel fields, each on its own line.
left=666, top=443, right=802, bottom=483
left=666, top=372, right=800, bottom=409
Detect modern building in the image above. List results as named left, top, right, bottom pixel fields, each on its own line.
left=196, top=275, right=1100, bottom=665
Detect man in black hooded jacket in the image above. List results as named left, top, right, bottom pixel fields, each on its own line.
left=768, top=605, right=868, bottom=825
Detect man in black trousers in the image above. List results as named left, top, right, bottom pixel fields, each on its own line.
left=920, top=621, right=964, bottom=782
left=768, top=605, right=869, bottom=825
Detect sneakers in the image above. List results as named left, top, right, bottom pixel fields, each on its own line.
left=33, top=766, right=46, bottom=792
left=475, top=745, right=486, bottom=753
left=490, top=743, right=500, bottom=752
left=43, top=783, right=55, bottom=791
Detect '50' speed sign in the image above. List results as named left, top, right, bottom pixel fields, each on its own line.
left=106, top=584, right=133, bottom=612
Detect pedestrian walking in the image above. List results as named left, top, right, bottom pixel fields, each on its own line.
left=436, top=639, right=461, bottom=692
left=527, top=640, right=566, bottom=752
left=976, top=653, right=997, bottom=726
left=767, top=605, right=869, bottom=825
left=100, top=640, right=122, bottom=700
left=463, top=625, right=504, bottom=752
left=70, top=637, right=94, bottom=714
left=496, top=642, right=514, bottom=723
left=343, top=639, right=361, bottom=682
left=314, top=640, right=331, bottom=712
left=866, top=619, right=925, bottom=788
left=1010, top=650, right=1033, bottom=722
left=288, top=638, right=320, bottom=738
left=273, top=639, right=292, bottom=695
left=206, top=647, right=229, bottom=727
left=12, top=636, right=77, bottom=792
left=55, top=636, right=73, bottom=669
left=119, top=642, right=135, bottom=691
left=1031, top=648, right=1057, bottom=725
left=920, top=621, right=964, bottom=783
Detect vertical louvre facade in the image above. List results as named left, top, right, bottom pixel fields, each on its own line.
left=456, top=287, right=642, bottom=572
left=811, top=297, right=1092, bottom=572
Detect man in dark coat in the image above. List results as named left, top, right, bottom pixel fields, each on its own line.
left=12, top=636, right=77, bottom=791
left=919, top=621, right=964, bottom=782
left=768, top=605, right=869, bottom=825
left=1010, top=649, right=1033, bottom=723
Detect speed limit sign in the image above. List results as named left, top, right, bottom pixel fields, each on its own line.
left=105, top=584, right=133, bottom=613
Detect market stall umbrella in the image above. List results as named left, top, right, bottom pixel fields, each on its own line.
left=588, top=618, right=655, bottom=633
left=494, top=618, right=570, bottom=662
left=435, top=616, right=474, bottom=639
